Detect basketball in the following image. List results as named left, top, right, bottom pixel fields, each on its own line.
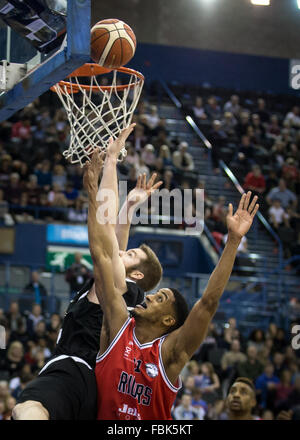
left=90, top=19, right=136, bottom=69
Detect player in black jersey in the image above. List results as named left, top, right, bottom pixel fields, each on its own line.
left=12, top=128, right=163, bottom=420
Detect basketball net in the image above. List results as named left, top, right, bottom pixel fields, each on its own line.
left=52, top=64, right=144, bottom=166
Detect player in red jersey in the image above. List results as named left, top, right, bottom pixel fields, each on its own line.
left=83, top=125, right=259, bottom=420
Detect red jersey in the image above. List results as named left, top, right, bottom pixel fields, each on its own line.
left=95, top=317, right=181, bottom=420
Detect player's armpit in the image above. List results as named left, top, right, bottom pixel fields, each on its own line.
left=161, top=298, right=218, bottom=385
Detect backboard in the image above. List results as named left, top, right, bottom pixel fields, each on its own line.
left=0, top=0, right=91, bottom=122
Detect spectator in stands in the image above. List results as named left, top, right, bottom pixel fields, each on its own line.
left=52, top=164, right=67, bottom=191
left=8, top=316, right=30, bottom=350
left=221, top=339, right=247, bottom=376
left=196, top=362, right=220, bottom=404
left=255, top=98, right=270, bottom=124
left=275, top=370, right=294, bottom=410
left=286, top=375, right=300, bottom=409
left=266, top=115, right=281, bottom=139
left=65, top=252, right=92, bottom=299
left=209, top=120, right=228, bottom=149
left=158, top=145, right=173, bottom=168
left=224, top=94, right=241, bottom=117
left=21, top=271, right=48, bottom=313
left=281, top=157, right=300, bottom=193
left=235, top=135, right=256, bottom=173
left=11, top=371, right=34, bottom=401
left=191, top=388, right=208, bottom=415
left=272, top=351, right=286, bottom=377
left=205, top=96, right=222, bottom=120
left=251, top=113, right=266, bottom=143
left=221, top=112, right=237, bottom=138
left=243, top=165, right=266, bottom=196
left=67, top=197, right=88, bottom=223
left=5, top=173, right=23, bottom=205
left=172, top=142, right=194, bottom=172
left=124, top=145, right=140, bottom=168
left=173, top=394, right=204, bottom=420
left=142, top=105, right=160, bottom=134
left=130, top=124, right=147, bottom=152
left=284, top=106, right=300, bottom=129
left=34, top=160, right=52, bottom=189
left=0, top=341, right=25, bottom=380
left=26, top=304, right=44, bottom=337
left=5, top=302, right=22, bottom=333
left=25, top=174, right=41, bottom=206
left=135, top=157, right=150, bottom=178
left=268, top=199, right=289, bottom=230
left=11, top=117, right=31, bottom=142
left=237, top=345, right=264, bottom=382
left=141, top=144, right=156, bottom=169
left=192, top=96, right=207, bottom=121
left=255, top=362, right=280, bottom=409
left=235, top=111, right=251, bottom=138
left=266, top=178, right=297, bottom=209
left=248, top=329, right=265, bottom=352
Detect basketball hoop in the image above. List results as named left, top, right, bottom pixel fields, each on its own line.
left=51, top=63, right=144, bottom=166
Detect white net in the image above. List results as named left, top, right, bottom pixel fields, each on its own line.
left=52, top=65, right=144, bottom=166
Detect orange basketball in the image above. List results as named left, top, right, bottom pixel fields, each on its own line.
left=90, top=19, right=136, bottom=69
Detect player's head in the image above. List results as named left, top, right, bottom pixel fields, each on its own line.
left=226, top=377, right=256, bottom=419
left=119, top=244, right=162, bottom=292
left=132, top=287, right=189, bottom=334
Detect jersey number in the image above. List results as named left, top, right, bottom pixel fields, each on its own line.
left=134, top=359, right=142, bottom=373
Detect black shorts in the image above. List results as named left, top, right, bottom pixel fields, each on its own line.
left=17, top=357, right=97, bottom=420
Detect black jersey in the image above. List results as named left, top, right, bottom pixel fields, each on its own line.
left=53, top=278, right=144, bottom=368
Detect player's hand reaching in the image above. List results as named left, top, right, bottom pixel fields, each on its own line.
left=83, top=151, right=105, bottom=194
left=226, top=191, right=259, bottom=241
left=127, top=172, right=163, bottom=208
left=106, top=123, right=136, bottom=158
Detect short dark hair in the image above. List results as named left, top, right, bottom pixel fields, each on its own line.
left=169, top=288, right=189, bottom=332
left=233, top=377, right=256, bottom=395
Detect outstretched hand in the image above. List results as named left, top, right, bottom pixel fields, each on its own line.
left=83, top=151, right=105, bottom=194
left=127, top=172, right=163, bottom=207
left=227, top=191, right=259, bottom=241
left=106, top=123, right=136, bottom=158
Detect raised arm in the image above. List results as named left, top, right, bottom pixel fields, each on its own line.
left=162, top=192, right=259, bottom=384
left=83, top=127, right=136, bottom=339
left=116, top=173, right=162, bottom=251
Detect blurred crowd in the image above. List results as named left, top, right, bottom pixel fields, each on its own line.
left=1, top=300, right=300, bottom=420
left=171, top=317, right=300, bottom=420
left=0, top=90, right=299, bottom=261
left=190, top=93, right=300, bottom=258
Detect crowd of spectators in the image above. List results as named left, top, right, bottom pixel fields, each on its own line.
left=1, top=301, right=300, bottom=420
left=189, top=93, right=300, bottom=258
left=171, top=317, right=300, bottom=420
left=0, top=90, right=299, bottom=262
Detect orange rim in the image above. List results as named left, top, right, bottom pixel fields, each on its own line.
left=51, top=63, right=144, bottom=94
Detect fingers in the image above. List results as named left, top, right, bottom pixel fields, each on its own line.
left=119, top=123, right=136, bottom=142
left=142, top=173, right=147, bottom=189
left=136, top=174, right=142, bottom=189
left=250, top=203, right=259, bottom=218
left=228, top=203, right=233, bottom=217
left=248, top=195, right=258, bottom=214
left=238, top=193, right=246, bottom=210
left=152, top=180, right=163, bottom=190
left=243, top=191, right=251, bottom=211
left=147, top=172, right=157, bottom=189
